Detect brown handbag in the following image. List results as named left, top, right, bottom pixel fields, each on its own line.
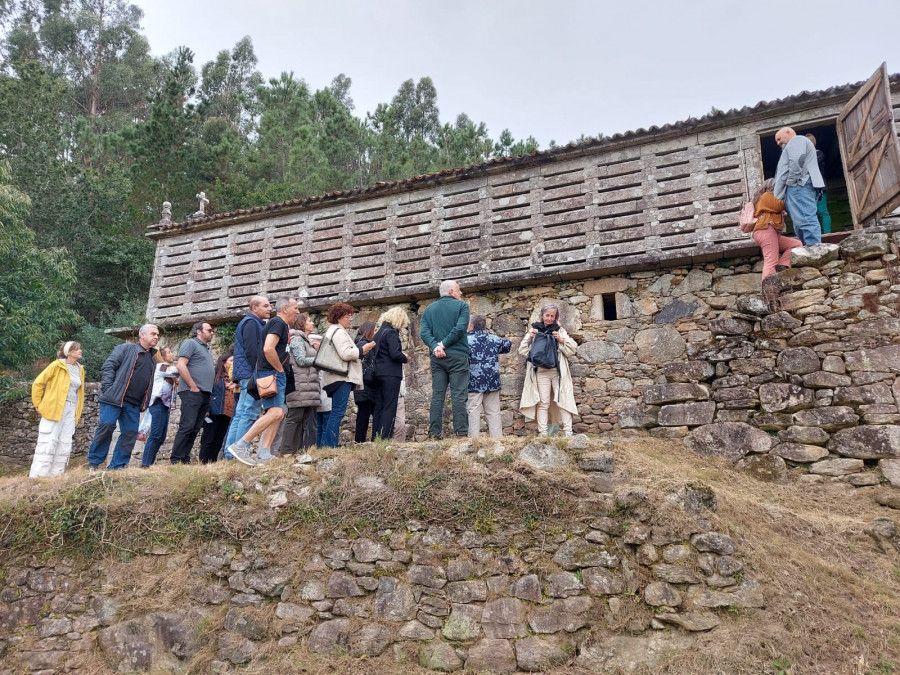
left=254, top=372, right=278, bottom=399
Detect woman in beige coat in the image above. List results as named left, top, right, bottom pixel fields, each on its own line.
left=320, top=303, right=375, bottom=447
left=518, top=303, right=578, bottom=436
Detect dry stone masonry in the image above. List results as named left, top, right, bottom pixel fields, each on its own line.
left=0, top=384, right=100, bottom=470
left=0, top=446, right=768, bottom=673
left=613, top=229, right=900, bottom=488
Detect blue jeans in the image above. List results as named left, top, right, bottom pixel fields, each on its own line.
left=785, top=181, right=821, bottom=246
left=224, top=378, right=261, bottom=456
left=88, top=401, right=141, bottom=469
left=322, top=382, right=352, bottom=447
left=140, top=399, right=171, bottom=467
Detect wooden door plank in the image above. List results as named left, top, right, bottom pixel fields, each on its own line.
left=849, top=86, right=878, bottom=157
left=837, top=62, right=900, bottom=226
left=858, top=133, right=892, bottom=219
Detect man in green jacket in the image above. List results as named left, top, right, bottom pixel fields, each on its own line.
left=420, top=280, right=470, bottom=437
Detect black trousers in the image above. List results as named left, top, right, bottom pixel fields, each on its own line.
left=373, top=375, right=402, bottom=440
left=170, top=390, right=210, bottom=464
left=355, top=399, right=375, bottom=442
left=282, top=406, right=317, bottom=454
left=199, top=413, right=231, bottom=463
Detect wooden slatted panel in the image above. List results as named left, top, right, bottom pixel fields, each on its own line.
left=838, top=63, right=900, bottom=225
left=591, top=149, right=647, bottom=262
left=539, top=161, right=589, bottom=268
left=306, top=210, right=347, bottom=301
left=441, top=182, right=486, bottom=284
left=349, top=201, right=389, bottom=293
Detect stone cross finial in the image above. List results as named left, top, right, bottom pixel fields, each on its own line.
left=159, top=201, right=172, bottom=229
left=193, top=191, right=209, bottom=218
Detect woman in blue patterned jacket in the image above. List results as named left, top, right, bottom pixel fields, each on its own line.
left=466, top=315, right=512, bottom=438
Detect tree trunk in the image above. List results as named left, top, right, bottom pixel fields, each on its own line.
left=89, top=0, right=105, bottom=117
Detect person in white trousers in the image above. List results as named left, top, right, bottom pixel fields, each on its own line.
left=30, top=341, right=85, bottom=477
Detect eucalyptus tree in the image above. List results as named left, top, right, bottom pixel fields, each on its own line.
left=0, top=160, right=79, bottom=372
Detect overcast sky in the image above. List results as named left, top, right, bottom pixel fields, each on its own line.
left=136, top=0, right=900, bottom=148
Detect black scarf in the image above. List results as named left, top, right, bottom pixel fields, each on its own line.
left=532, top=321, right=560, bottom=334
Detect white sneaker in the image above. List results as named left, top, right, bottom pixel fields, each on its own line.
left=227, top=444, right=258, bottom=466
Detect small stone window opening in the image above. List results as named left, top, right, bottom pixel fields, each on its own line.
left=602, top=294, right=617, bottom=320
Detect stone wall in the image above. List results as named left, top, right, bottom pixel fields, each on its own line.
left=0, top=384, right=100, bottom=470
left=0, top=445, right=767, bottom=673
left=0, top=384, right=186, bottom=471
left=370, top=226, right=900, bottom=449
left=2, top=227, right=900, bottom=470
left=612, top=228, right=900, bottom=486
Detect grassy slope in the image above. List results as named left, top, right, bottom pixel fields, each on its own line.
left=1, top=436, right=898, bottom=675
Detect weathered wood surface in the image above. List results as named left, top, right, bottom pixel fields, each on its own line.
left=146, top=88, right=900, bottom=327
left=838, top=63, right=900, bottom=226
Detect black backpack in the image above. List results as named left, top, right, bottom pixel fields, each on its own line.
left=527, top=332, right=559, bottom=369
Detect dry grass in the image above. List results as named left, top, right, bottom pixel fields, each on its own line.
left=1, top=435, right=899, bottom=674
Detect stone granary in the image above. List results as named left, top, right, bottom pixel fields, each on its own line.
left=112, top=64, right=900, bottom=452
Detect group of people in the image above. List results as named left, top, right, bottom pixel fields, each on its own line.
left=29, top=280, right=582, bottom=476
left=24, top=124, right=842, bottom=477
left=419, top=280, right=579, bottom=439
left=750, top=126, right=831, bottom=279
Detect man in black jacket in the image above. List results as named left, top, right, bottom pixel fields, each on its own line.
left=87, top=324, right=160, bottom=470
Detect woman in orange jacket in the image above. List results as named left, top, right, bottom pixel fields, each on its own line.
left=30, top=341, right=85, bottom=477
left=752, top=178, right=802, bottom=279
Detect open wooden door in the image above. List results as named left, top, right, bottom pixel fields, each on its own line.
left=837, top=63, right=900, bottom=228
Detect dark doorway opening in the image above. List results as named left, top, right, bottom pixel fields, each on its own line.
left=759, top=120, right=852, bottom=233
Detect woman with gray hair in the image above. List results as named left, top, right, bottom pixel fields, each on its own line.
left=518, top=303, right=578, bottom=436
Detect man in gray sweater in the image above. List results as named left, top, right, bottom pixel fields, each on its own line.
left=170, top=321, right=216, bottom=464
left=774, top=127, right=825, bottom=246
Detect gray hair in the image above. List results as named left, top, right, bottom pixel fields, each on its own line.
left=752, top=178, right=776, bottom=205
left=439, top=280, right=458, bottom=297
left=275, top=297, right=297, bottom=312
left=138, top=324, right=158, bottom=337
left=540, top=303, right=560, bottom=320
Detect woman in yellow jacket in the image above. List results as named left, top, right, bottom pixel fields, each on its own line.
left=30, top=341, right=85, bottom=477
